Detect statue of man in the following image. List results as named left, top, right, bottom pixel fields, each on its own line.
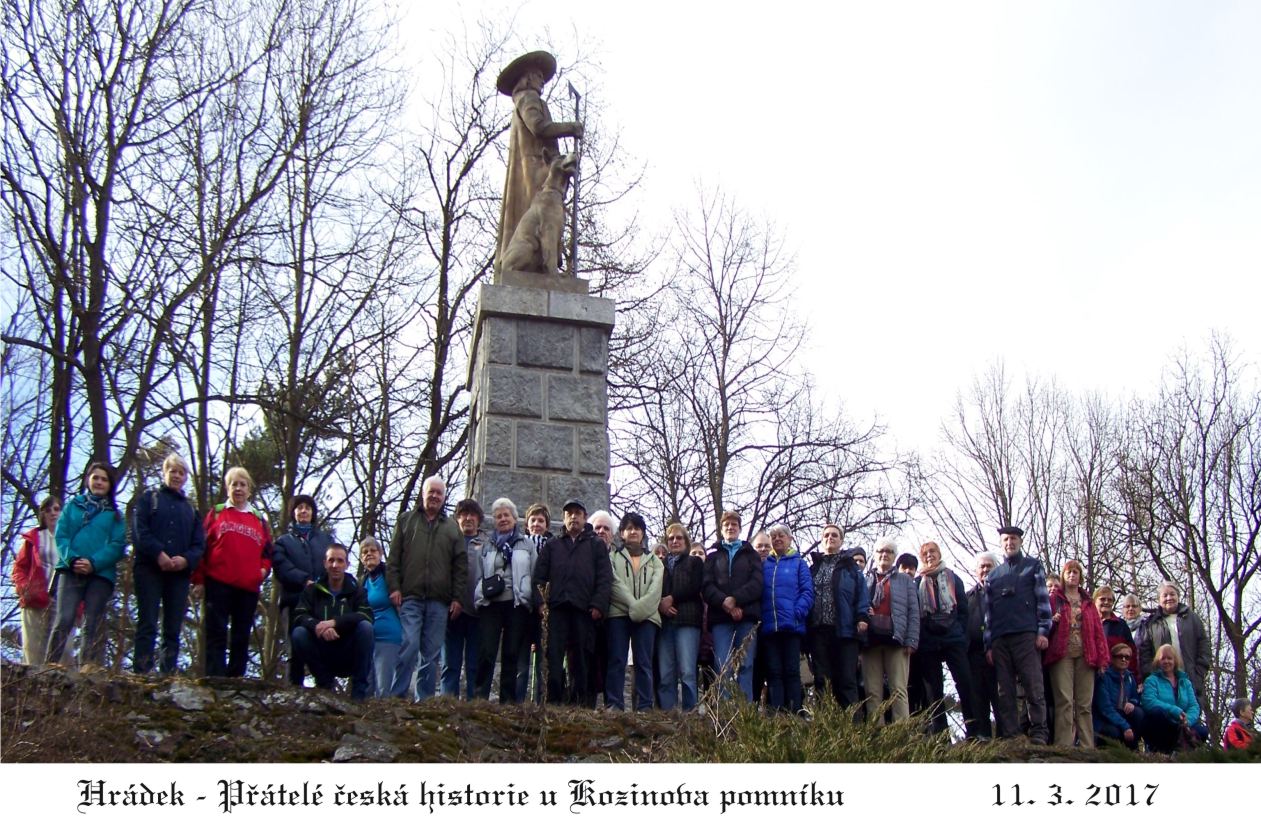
left=495, top=51, right=584, bottom=275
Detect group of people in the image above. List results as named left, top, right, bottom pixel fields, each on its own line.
left=12, top=461, right=1256, bottom=755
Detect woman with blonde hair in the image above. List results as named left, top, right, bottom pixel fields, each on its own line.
left=1140, top=643, right=1208, bottom=752
left=132, top=453, right=205, bottom=673
left=193, top=467, right=272, bottom=677
left=656, top=522, right=704, bottom=710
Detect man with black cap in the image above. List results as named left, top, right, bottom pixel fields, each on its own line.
left=494, top=50, right=584, bottom=273
left=533, top=499, right=612, bottom=706
left=983, top=526, right=1053, bottom=744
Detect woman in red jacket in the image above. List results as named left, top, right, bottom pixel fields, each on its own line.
left=1045, top=559, right=1110, bottom=747
left=193, top=467, right=272, bottom=677
left=13, top=496, right=62, bottom=664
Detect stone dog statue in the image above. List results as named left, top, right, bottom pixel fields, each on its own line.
left=500, top=149, right=578, bottom=275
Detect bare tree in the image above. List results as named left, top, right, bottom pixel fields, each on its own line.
left=1120, top=337, right=1260, bottom=729
left=611, top=188, right=909, bottom=546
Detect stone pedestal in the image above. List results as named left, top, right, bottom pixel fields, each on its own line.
left=467, top=273, right=615, bottom=516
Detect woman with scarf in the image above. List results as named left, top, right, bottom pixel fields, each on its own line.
left=915, top=541, right=974, bottom=737
left=1093, top=585, right=1139, bottom=684
left=606, top=512, right=664, bottom=711
left=1044, top=559, right=1110, bottom=747
left=359, top=537, right=400, bottom=696
left=273, top=493, right=334, bottom=685
left=14, top=495, right=62, bottom=664
left=861, top=537, right=921, bottom=723
left=46, top=463, right=127, bottom=666
left=474, top=497, right=537, bottom=703
left=807, top=524, right=867, bottom=707
left=1120, top=594, right=1144, bottom=634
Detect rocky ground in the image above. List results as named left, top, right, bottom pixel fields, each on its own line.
left=3, top=662, right=1251, bottom=763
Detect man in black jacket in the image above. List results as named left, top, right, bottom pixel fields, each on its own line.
left=966, top=551, right=1000, bottom=738
left=534, top=499, right=612, bottom=706
left=291, top=543, right=374, bottom=700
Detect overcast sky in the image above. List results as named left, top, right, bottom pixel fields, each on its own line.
left=405, top=0, right=1260, bottom=453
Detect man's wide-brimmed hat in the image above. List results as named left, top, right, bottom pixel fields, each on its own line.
left=497, top=50, right=557, bottom=95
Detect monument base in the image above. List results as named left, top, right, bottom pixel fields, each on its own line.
left=467, top=277, right=615, bottom=518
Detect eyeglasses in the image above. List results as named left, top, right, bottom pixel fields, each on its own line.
left=1113, top=654, right=1131, bottom=661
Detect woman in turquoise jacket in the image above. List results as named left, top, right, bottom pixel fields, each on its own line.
left=1140, top=643, right=1208, bottom=752
left=46, top=462, right=127, bottom=666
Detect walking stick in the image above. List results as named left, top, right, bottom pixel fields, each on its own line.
left=567, top=81, right=582, bottom=276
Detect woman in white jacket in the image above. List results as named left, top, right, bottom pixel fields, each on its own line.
left=473, top=497, right=537, bottom=703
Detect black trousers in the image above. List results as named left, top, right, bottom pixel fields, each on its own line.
left=919, top=640, right=975, bottom=735
left=475, top=600, right=528, bottom=703
left=546, top=604, right=595, bottom=707
left=967, top=647, right=998, bottom=737
left=204, top=578, right=258, bottom=677
left=991, top=631, right=1048, bottom=742
left=810, top=628, right=862, bottom=707
left=133, top=564, right=191, bottom=673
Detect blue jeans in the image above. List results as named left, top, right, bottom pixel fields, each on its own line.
left=440, top=611, right=478, bottom=699
left=712, top=620, right=758, bottom=702
left=391, top=598, right=448, bottom=700
left=605, top=616, right=658, bottom=711
left=132, top=564, right=191, bottom=674
left=656, top=623, right=701, bottom=710
left=371, top=641, right=400, bottom=698
left=46, top=572, right=114, bottom=665
left=292, top=622, right=374, bottom=700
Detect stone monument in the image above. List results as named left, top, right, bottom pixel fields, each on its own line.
left=466, top=51, right=614, bottom=517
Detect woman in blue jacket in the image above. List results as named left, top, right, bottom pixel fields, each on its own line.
left=358, top=537, right=400, bottom=697
left=46, top=462, right=127, bottom=666
left=1140, top=643, right=1208, bottom=752
left=760, top=525, right=814, bottom=713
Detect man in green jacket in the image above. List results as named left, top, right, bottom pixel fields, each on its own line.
left=386, top=476, right=467, bottom=700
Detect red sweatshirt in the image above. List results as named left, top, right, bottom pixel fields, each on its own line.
left=195, top=505, right=272, bottom=592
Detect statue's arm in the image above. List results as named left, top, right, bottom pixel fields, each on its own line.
left=517, top=90, right=583, bottom=140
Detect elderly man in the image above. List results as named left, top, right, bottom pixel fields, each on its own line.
left=966, top=551, right=1000, bottom=738
left=534, top=499, right=612, bottom=706
left=1136, top=581, right=1211, bottom=711
left=983, top=526, right=1053, bottom=744
left=386, top=476, right=467, bottom=700
left=290, top=543, right=374, bottom=701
